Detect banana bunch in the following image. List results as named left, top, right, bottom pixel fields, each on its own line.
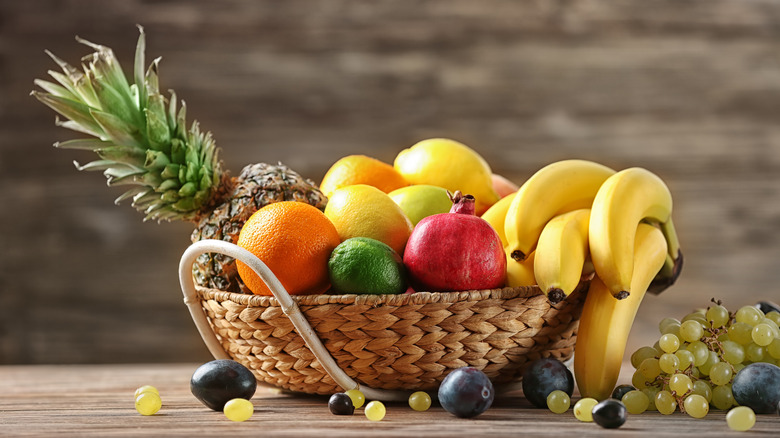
left=480, top=159, right=685, bottom=400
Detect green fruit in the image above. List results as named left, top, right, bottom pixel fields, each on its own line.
left=328, top=237, right=406, bottom=295
left=389, top=185, right=452, bottom=226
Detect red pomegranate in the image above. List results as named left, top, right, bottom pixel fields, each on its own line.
left=403, top=191, right=506, bottom=292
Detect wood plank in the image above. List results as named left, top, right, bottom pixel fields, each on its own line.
left=1, top=363, right=779, bottom=437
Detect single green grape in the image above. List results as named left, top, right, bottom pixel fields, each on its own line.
left=706, top=304, right=730, bottom=327
left=681, top=312, right=708, bottom=326
left=674, top=349, right=695, bottom=371
left=721, top=340, right=746, bottom=364
left=654, top=390, right=677, bottom=415
left=728, top=322, right=754, bottom=345
left=630, top=346, right=659, bottom=369
left=658, top=317, right=680, bottom=334
left=641, top=387, right=660, bottom=411
left=698, top=351, right=720, bottom=376
left=766, top=310, right=780, bottom=326
left=752, top=323, right=774, bottom=346
left=691, top=380, right=712, bottom=402
left=659, top=334, right=681, bottom=353
left=631, top=370, right=648, bottom=389
left=746, top=343, right=765, bottom=362
left=364, top=401, right=386, bottom=421
left=687, top=341, right=710, bottom=367
left=659, top=353, right=680, bottom=374
left=408, top=391, right=431, bottom=412
left=135, top=392, right=162, bottom=416
left=668, top=373, right=693, bottom=395
left=546, top=390, right=571, bottom=414
left=711, top=385, right=735, bottom=410
left=621, top=390, right=649, bottom=415
left=709, top=362, right=733, bottom=386
left=767, top=338, right=780, bottom=359
left=726, top=406, right=756, bottom=431
left=638, top=357, right=661, bottom=380
left=682, top=394, right=709, bottom=419
left=345, top=389, right=366, bottom=409
left=223, top=398, right=253, bottom=422
left=679, top=320, right=704, bottom=343
left=134, top=385, right=159, bottom=399
left=735, top=306, right=763, bottom=326
left=573, top=397, right=598, bottom=422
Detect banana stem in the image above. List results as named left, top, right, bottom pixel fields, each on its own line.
left=659, top=218, right=680, bottom=260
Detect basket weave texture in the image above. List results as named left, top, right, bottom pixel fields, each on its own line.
left=197, top=283, right=587, bottom=395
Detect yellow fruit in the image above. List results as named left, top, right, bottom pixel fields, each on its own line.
left=388, top=184, right=452, bottom=226
left=393, top=138, right=500, bottom=215
left=319, top=155, right=408, bottom=198
left=324, top=184, right=414, bottom=255
left=481, top=191, right=517, bottom=247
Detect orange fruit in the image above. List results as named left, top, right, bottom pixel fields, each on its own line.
left=319, top=155, right=408, bottom=198
left=236, top=201, right=341, bottom=296
left=324, top=184, right=414, bottom=255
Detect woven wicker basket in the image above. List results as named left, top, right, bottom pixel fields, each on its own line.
left=180, top=240, right=586, bottom=401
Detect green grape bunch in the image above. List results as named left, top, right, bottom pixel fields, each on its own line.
left=628, top=299, right=780, bottom=418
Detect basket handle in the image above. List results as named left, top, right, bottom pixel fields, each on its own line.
left=179, top=239, right=411, bottom=401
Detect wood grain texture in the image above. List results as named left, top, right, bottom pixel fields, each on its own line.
left=0, top=363, right=779, bottom=437
left=2, top=0, right=780, bottom=364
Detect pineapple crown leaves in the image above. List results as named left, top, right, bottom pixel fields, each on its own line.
left=31, top=26, right=223, bottom=222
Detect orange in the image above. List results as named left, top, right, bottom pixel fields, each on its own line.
left=324, top=184, right=414, bottom=255
left=236, top=201, right=340, bottom=296
left=319, top=155, right=408, bottom=198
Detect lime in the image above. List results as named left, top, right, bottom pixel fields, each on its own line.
left=328, top=237, right=406, bottom=295
left=389, top=185, right=452, bottom=226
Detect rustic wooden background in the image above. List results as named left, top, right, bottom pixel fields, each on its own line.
left=2, top=0, right=780, bottom=365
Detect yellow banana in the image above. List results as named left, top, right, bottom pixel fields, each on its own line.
left=588, top=167, right=679, bottom=299
left=504, top=160, right=615, bottom=262
left=481, top=191, right=517, bottom=248
left=574, top=223, right=668, bottom=400
left=506, top=250, right=536, bottom=287
left=533, top=208, right=590, bottom=304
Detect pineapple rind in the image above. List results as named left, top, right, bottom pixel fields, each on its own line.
left=33, top=27, right=221, bottom=222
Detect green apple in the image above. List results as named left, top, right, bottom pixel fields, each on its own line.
left=389, top=185, right=452, bottom=226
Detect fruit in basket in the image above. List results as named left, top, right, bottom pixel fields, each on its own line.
left=325, top=184, right=414, bottom=255
left=237, top=202, right=340, bottom=296
left=438, top=367, right=495, bottom=418
left=521, top=358, right=575, bottom=408
left=394, top=138, right=500, bottom=215
left=319, top=154, right=408, bottom=198
left=403, top=192, right=505, bottom=292
left=589, top=167, right=683, bottom=299
left=533, top=208, right=591, bottom=304
left=504, top=159, right=615, bottom=263
left=491, top=173, right=519, bottom=199
left=328, top=237, right=406, bottom=295
left=574, top=223, right=667, bottom=400
left=480, top=191, right=516, bottom=248
left=31, top=28, right=327, bottom=294
left=190, top=359, right=257, bottom=411
left=388, top=185, right=452, bottom=226
left=731, top=362, right=780, bottom=414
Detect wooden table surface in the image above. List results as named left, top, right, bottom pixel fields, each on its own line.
left=1, top=363, right=778, bottom=437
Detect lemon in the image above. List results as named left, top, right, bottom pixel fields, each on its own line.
left=394, top=138, right=500, bottom=215
left=324, top=184, right=414, bottom=255
left=388, top=185, right=452, bottom=226
left=328, top=237, right=406, bottom=295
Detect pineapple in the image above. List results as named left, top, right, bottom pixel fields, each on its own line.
left=32, top=27, right=327, bottom=293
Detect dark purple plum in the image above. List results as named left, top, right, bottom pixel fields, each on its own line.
left=592, top=399, right=627, bottom=429
left=190, top=359, right=257, bottom=411
left=732, top=362, right=780, bottom=414
left=438, top=367, right=494, bottom=418
left=521, top=358, right=574, bottom=408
